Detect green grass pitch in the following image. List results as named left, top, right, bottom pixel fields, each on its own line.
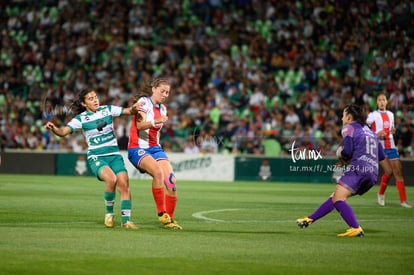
left=0, top=174, right=413, bottom=275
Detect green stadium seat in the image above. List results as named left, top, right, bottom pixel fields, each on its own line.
left=0, top=94, right=5, bottom=107
left=219, top=138, right=230, bottom=153
left=49, top=7, right=59, bottom=21
left=190, top=15, right=199, bottom=24
left=254, top=20, right=263, bottom=32
left=209, top=107, right=220, bottom=125
left=262, top=139, right=281, bottom=156
left=231, top=45, right=239, bottom=59
left=330, top=69, right=338, bottom=78
left=241, top=44, right=249, bottom=56
left=152, top=64, right=163, bottom=75
left=205, top=26, right=215, bottom=36
left=274, top=76, right=281, bottom=84
left=318, top=69, right=327, bottom=80
left=314, top=130, right=323, bottom=142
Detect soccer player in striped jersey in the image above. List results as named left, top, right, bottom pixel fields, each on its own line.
left=45, top=88, right=142, bottom=229
left=128, top=78, right=182, bottom=229
left=366, top=93, right=412, bottom=208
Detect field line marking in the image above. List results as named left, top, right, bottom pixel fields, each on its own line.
left=191, top=208, right=414, bottom=224
left=0, top=221, right=95, bottom=226
left=192, top=208, right=241, bottom=222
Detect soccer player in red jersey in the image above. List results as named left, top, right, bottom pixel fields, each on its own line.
left=128, top=78, right=182, bottom=229
left=367, top=93, right=412, bottom=208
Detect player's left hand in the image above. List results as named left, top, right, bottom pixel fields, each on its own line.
left=44, top=122, right=55, bottom=131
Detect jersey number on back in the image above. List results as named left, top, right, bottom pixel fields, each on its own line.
left=365, top=136, right=377, bottom=158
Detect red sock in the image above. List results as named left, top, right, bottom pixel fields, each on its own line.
left=396, top=181, right=407, bottom=203
left=166, top=195, right=177, bottom=220
left=152, top=188, right=165, bottom=214
left=379, top=174, right=391, bottom=195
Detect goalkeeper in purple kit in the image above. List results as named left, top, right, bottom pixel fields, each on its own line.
left=297, top=104, right=385, bottom=237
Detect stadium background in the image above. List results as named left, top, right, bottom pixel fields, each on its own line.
left=1, top=2, right=414, bottom=274
left=1, top=0, right=414, bottom=175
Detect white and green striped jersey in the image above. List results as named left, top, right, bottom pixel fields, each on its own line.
left=67, top=105, right=123, bottom=159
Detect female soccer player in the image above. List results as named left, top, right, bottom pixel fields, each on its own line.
left=297, top=104, right=385, bottom=237
left=366, top=92, right=412, bottom=208
left=45, top=89, right=141, bottom=229
left=128, top=78, right=182, bottom=229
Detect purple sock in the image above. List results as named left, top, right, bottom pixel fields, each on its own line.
left=334, top=201, right=359, bottom=228
left=308, top=197, right=335, bottom=221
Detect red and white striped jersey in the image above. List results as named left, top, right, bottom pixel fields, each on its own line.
left=128, top=96, right=167, bottom=149
left=366, top=110, right=396, bottom=149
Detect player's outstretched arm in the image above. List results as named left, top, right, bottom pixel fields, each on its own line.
left=122, top=101, right=143, bottom=116
left=44, top=122, right=72, bottom=137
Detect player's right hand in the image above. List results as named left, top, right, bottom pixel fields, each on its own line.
left=336, top=146, right=350, bottom=165
left=155, top=115, right=168, bottom=124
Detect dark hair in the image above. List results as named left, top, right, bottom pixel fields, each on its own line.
left=69, top=88, right=95, bottom=116
left=344, top=104, right=366, bottom=125
left=376, top=92, right=388, bottom=100
left=133, top=78, right=170, bottom=102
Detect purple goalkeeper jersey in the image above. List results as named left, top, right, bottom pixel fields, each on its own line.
left=339, top=122, right=384, bottom=195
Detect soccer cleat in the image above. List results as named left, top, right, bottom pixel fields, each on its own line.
left=377, top=194, right=385, bottom=206
left=164, top=220, right=183, bottom=230
left=401, top=201, right=413, bottom=208
left=158, top=212, right=172, bottom=225
left=337, top=226, right=364, bottom=237
left=296, top=217, right=313, bottom=228
left=121, top=220, right=139, bottom=230
left=105, top=213, right=114, bottom=228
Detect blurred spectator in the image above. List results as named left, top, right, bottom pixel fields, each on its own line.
left=184, top=138, right=200, bottom=154
left=284, top=105, right=300, bottom=126
left=0, top=0, right=412, bottom=159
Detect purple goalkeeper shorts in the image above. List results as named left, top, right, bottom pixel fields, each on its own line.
left=338, top=168, right=378, bottom=195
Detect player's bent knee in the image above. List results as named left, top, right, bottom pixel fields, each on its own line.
left=103, top=175, right=117, bottom=186
left=116, top=178, right=130, bottom=192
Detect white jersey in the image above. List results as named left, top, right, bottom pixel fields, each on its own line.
left=67, top=105, right=123, bottom=158
left=128, top=97, right=167, bottom=149
left=366, top=110, right=396, bottom=150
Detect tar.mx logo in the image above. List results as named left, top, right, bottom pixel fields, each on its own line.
left=191, top=123, right=225, bottom=147
left=289, top=140, right=323, bottom=163
left=42, top=96, right=73, bottom=120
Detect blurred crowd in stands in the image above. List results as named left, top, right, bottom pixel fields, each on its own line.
left=1, top=0, right=414, bottom=158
